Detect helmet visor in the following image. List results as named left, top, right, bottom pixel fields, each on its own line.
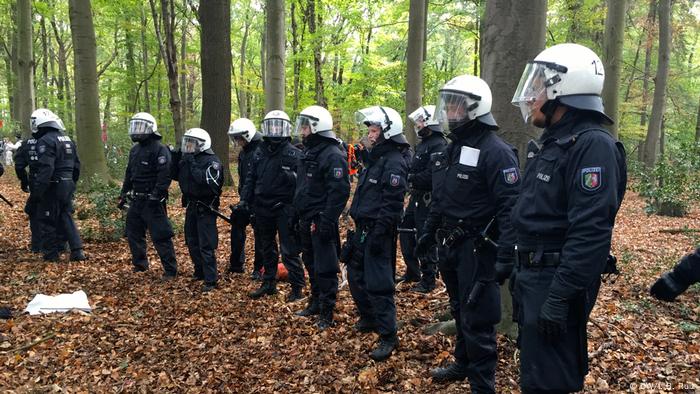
left=511, top=62, right=551, bottom=123
left=182, top=135, right=204, bottom=154
left=435, top=91, right=474, bottom=131
left=129, top=119, right=154, bottom=136
left=228, top=132, right=245, bottom=146
left=294, top=115, right=316, bottom=136
left=408, top=108, right=430, bottom=135
left=261, top=118, right=292, bottom=137
left=354, top=107, right=388, bottom=134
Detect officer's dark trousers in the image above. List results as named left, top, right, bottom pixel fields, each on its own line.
left=514, top=264, right=601, bottom=393
left=255, top=209, right=305, bottom=289
left=399, top=209, right=420, bottom=279
left=185, top=204, right=218, bottom=285
left=38, top=181, right=83, bottom=258
left=229, top=216, right=267, bottom=272
left=126, top=199, right=177, bottom=276
left=347, top=230, right=397, bottom=336
left=672, top=247, right=700, bottom=285
left=26, top=198, right=44, bottom=252
left=439, top=237, right=499, bottom=394
left=299, top=219, right=339, bottom=313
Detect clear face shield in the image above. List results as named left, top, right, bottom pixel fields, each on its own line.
left=261, top=118, right=292, bottom=138
left=129, top=119, right=154, bottom=138
left=408, top=109, right=429, bottom=136
left=181, top=135, right=204, bottom=154
left=435, top=91, right=475, bottom=132
left=294, top=115, right=316, bottom=138
left=511, top=62, right=550, bottom=123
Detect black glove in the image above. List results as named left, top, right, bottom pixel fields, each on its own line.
left=147, top=194, right=163, bottom=209
left=495, top=246, right=515, bottom=285
left=24, top=200, right=33, bottom=215
left=650, top=272, right=687, bottom=302
left=317, top=214, right=335, bottom=242
left=537, top=294, right=569, bottom=342
left=368, top=224, right=387, bottom=256
left=182, top=153, right=195, bottom=164
left=231, top=202, right=250, bottom=220
left=117, top=193, right=128, bottom=210
left=20, top=181, right=29, bottom=193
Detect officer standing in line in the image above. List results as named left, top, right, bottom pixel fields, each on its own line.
left=29, top=108, right=86, bottom=262
left=227, top=118, right=270, bottom=280
left=238, top=110, right=306, bottom=302
left=414, top=76, right=519, bottom=391
left=347, top=105, right=409, bottom=361
left=119, top=112, right=178, bottom=280
left=293, top=105, right=351, bottom=329
left=650, top=248, right=700, bottom=301
left=15, top=134, right=45, bottom=253
left=397, top=105, right=447, bottom=293
left=509, top=43, right=627, bottom=393
left=172, top=128, right=223, bottom=292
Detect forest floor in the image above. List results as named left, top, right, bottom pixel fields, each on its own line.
left=0, top=173, right=699, bottom=393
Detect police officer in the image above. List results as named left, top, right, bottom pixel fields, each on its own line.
left=227, top=118, right=269, bottom=279
left=650, top=248, right=700, bottom=301
left=239, top=110, right=306, bottom=302
left=398, top=105, right=447, bottom=293
left=347, top=105, right=409, bottom=361
left=293, top=105, right=351, bottom=329
left=120, top=112, right=178, bottom=280
left=15, top=134, right=44, bottom=252
left=29, top=108, right=86, bottom=262
left=414, top=76, right=519, bottom=391
left=509, top=43, right=627, bottom=393
left=172, top=128, right=223, bottom=292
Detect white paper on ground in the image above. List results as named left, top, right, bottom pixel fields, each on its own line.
left=459, top=146, right=480, bottom=167
left=25, top=290, right=92, bottom=315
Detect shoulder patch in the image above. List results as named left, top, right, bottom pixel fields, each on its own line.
left=581, top=167, right=602, bottom=191
left=158, top=155, right=167, bottom=165
left=38, top=144, right=46, bottom=154
left=503, top=167, right=519, bottom=185
left=333, top=168, right=343, bottom=179
left=212, top=162, right=220, bottom=170
left=390, top=174, right=401, bottom=187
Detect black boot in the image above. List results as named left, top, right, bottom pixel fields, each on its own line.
left=285, top=286, right=304, bottom=302
left=296, top=298, right=320, bottom=317
left=354, top=316, right=377, bottom=333
left=411, top=280, right=435, bottom=293
left=249, top=280, right=277, bottom=299
left=369, top=333, right=398, bottom=361
left=395, top=274, right=420, bottom=284
left=316, top=308, right=334, bottom=331
left=430, top=361, right=469, bottom=382
left=69, top=249, right=88, bottom=262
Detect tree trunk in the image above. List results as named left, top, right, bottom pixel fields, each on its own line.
left=238, top=7, right=251, bottom=117
left=180, top=6, right=188, bottom=127
left=149, top=0, right=184, bottom=144
left=405, top=0, right=426, bottom=147
left=199, top=0, right=232, bottom=185
left=642, top=0, right=670, bottom=168
left=602, top=0, right=626, bottom=138
left=480, top=0, right=546, bottom=164
left=641, top=0, right=657, bottom=128
left=141, top=6, right=151, bottom=113
left=291, top=0, right=302, bottom=112
left=40, top=16, right=50, bottom=108
left=481, top=0, right=547, bottom=339
left=265, top=0, right=286, bottom=112
left=16, top=0, right=35, bottom=138
left=694, top=95, right=700, bottom=143
left=308, top=0, right=326, bottom=107
left=8, top=3, right=18, bottom=126
left=51, top=17, right=72, bottom=129
left=69, top=0, right=110, bottom=180
left=126, top=29, right=138, bottom=114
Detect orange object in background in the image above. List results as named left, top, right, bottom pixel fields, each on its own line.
left=347, top=144, right=359, bottom=176
left=260, top=262, right=289, bottom=281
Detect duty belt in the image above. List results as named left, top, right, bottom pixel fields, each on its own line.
left=436, top=219, right=482, bottom=249
left=516, top=250, right=561, bottom=268
left=132, top=192, right=151, bottom=200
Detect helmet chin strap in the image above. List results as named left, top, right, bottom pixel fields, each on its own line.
left=540, top=100, right=559, bottom=128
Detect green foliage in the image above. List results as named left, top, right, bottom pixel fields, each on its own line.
left=633, top=141, right=700, bottom=217
left=77, top=174, right=125, bottom=242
